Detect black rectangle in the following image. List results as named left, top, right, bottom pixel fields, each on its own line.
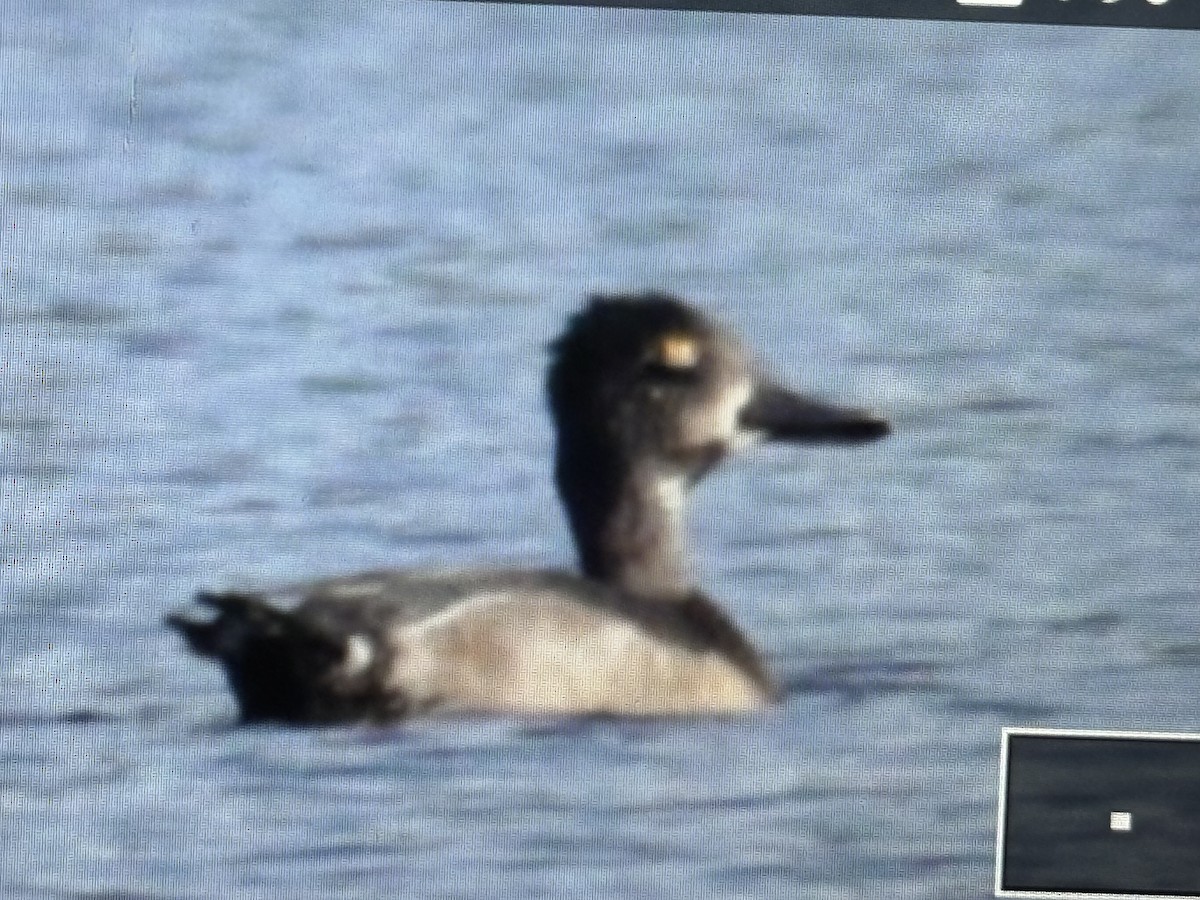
left=997, top=729, right=1200, bottom=899
left=453, top=0, right=1200, bottom=31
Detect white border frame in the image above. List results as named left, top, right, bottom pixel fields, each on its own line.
left=995, top=726, right=1200, bottom=900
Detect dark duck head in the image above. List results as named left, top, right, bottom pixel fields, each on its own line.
left=546, top=292, right=889, bottom=601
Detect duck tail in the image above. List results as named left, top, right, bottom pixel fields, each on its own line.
left=165, top=591, right=350, bottom=722
left=165, top=590, right=288, bottom=658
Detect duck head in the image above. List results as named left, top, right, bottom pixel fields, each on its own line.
left=546, top=292, right=889, bottom=598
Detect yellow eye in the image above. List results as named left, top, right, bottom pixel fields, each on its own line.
left=656, top=333, right=700, bottom=370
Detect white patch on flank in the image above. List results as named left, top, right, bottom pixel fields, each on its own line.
left=342, top=633, right=375, bottom=675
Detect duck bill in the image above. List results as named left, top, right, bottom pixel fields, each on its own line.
left=738, top=381, right=890, bottom=444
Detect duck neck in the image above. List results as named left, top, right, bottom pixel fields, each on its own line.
left=556, top=446, right=693, bottom=601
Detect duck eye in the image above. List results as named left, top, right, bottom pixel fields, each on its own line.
left=652, top=333, right=700, bottom=371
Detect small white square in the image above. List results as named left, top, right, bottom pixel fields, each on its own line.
left=1110, top=811, right=1133, bottom=832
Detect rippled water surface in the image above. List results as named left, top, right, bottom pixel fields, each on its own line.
left=4, top=4, right=1200, bottom=898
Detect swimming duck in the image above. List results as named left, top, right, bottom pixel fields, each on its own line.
left=167, top=292, right=888, bottom=722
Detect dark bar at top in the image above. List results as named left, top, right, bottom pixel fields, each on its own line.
left=449, top=0, right=1200, bottom=31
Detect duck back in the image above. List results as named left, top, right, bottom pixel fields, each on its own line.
left=169, top=570, right=776, bottom=722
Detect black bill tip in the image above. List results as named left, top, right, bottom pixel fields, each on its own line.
left=738, top=382, right=890, bottom=444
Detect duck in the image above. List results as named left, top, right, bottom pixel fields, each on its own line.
left=166, top=292, right=889, bottom=723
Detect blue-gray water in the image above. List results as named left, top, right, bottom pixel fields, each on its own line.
left=4, top=3, right=1200, bottom=897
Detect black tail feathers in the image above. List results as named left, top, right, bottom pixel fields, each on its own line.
left=166, top=588, right=410, bottom=723
left=164, top=610, right=222, bottom=656
left=166, top=591, right=345, bottom=662
left=166, top=590, right=361, bottom=722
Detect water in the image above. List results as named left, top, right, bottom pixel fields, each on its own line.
left=4, top=3, right=1200, bottom=897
